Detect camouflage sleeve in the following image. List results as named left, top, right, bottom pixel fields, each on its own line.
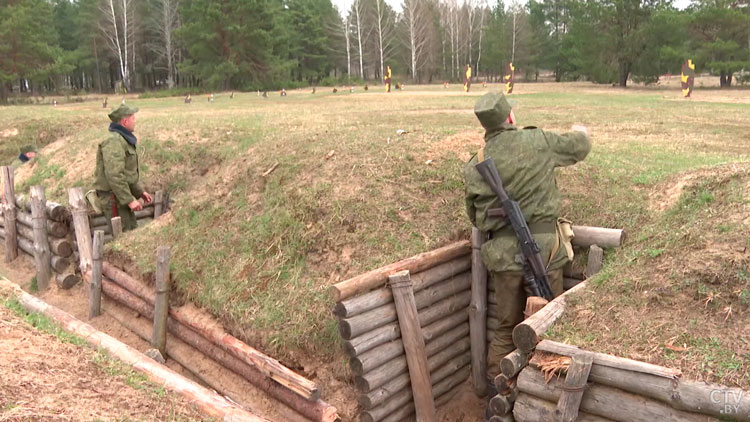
left=463, top=158, right=479, bottom=227
left=101, top=139, right=136, bottom=206
left=130, top=180, right=144, bottom=200
left=543, top=130, right=591, bottom=167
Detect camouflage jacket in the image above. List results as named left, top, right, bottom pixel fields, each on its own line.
left=463, top=122, right=590, bottom=273
left=93, top=129, right=144, bottom=206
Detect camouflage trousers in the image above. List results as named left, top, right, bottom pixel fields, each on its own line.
left=486, top=269, right=564, bottom=378
left=97, top=191, right=138, bottom=233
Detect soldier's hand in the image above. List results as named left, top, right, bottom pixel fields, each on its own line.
left=128, top=200, right=143, bottom=211
left=142, top=192, right=153, bottom=205
left=571, top=125, right=588, bottom=136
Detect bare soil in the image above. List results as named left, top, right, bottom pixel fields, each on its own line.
left=0, top=281, right=212, bottom=422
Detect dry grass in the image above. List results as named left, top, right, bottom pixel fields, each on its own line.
left=1, top=81, right=749, bottom=397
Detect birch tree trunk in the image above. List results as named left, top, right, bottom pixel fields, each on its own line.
left=354, top=0, right=365, bottom=79
left=345, top=16, right=352, bottom=76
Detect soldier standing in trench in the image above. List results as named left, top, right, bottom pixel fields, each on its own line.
left=94, top=104, right=152, bottom=233
left=463, top=92, right=590, bottom=420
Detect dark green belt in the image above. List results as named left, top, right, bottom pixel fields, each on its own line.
left=491, top=221, right=556, bottom=238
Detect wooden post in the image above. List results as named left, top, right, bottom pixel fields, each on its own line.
left=586, top=245, right=604, bottom=277
left=388, top=270, right=436, bottom=422
left=90, top=231, right=104, bottom=319
left=68, top=188, right=93, bottom=274
left=111, top=216, right=123, bottom=239
left=555, top=351, right=594, bottom=422
left=154, top=190, right=164, bottom=218
left=30, top=186, right=51, bottom=290
left=470, top=227, right=488, bottom=395
left=153, top=245, right=171, bottom=356
left=2, top=167, right=18, bottom=262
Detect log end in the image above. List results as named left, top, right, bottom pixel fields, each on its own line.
left=512, top=324, right=539, bottom=354
left=348, top=356, right=365, bottom=376
left=332, top=301, right=347, bottom=318
left=56, top=274, right=80, bottom=290
left=354, top=376, right=371, bottom=393
left=338, top=320, right=354, bottom=340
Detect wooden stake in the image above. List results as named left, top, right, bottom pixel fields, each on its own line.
left=111, top=217, right=123, bottom=239
left=90, top=231, right=104, bottom=319
left=30, top=186, right=51, bottom=290
left=153, top=246, right=171, bottom=356
left=68, top=188, right=93, bottom=274
left=470, top=227, right=488, bottom=395
left=586, top=245, right=604, bottom=277
left=388, top=270, right=436, bottom=422
left=154, top=190, right=164, bottom=217
left=555, top=351, right=594, bottom=422
left=2, top=167, right=18, bottom=262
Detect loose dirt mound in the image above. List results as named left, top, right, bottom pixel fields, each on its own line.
left=649, top=163, right=750, bottom=211
left=426, top=130, right=484, bottom=163
left=0, top=292, right=211, bottom=422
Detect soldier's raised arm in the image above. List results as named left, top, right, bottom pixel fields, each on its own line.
left=543, top=125, right=591, bottom=167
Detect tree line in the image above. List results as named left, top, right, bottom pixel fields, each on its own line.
left=0, top=0, right=748, bottom=100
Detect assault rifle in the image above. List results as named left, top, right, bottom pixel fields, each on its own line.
left=475, top=158, right=555, bottom=301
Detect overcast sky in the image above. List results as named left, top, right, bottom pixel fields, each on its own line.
left=332, top=0, right=692, bottom=16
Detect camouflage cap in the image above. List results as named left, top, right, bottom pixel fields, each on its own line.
left=474, top=92, right=512, bottom=131
left=108, top=104, right=139, bottom=122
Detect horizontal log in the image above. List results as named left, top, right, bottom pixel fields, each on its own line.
left=535, top=341, right=748, bottom=421
left=372, top=364, right=471, bottom=422
left=1, top=213, right=69, bottom=238
left=517, top=367, right=716, bottom=422
left=344, top=292, right=470, bottom=357
left=333, top=256, right=471, bottom=318
left=494, top=373, right=517, bottom=396
left=15, top=193, right=70, bottom=222
left=339, top=271, right=470, bottom=339
left=571, top=226, right=625, bottom=249
left=513, top=393, right=613, bottom=422
left=349, top=295, right=470, bottom=373
left=360, top=352, right=472, bottom=422
left=56, top=273, right=79, bottom=289
left=89, top=206, right=154, bottom=227
left=101, top=262, right=320, bottom=402
left=490, top=390, right=517, bottom=416
left=355, top=334, right=471, bottom=393
left=99, top=277, right=339, bottom=422
left=489, top=415, right=515, bottom=422
left=501, top=350, right=529, bottom=379
left=0, top=278, right=269, bottom=422
left=332, top=240, right=471, bottom=302
left=358, top=325, right=470, bottom=408
left=0, top=230, right=72, bottom=275
left=512, top=280, right=588, bottom=353
left=10, top=222, right=73, bottom=257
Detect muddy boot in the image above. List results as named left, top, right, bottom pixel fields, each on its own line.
left=485, top=376, right=498, bottom=421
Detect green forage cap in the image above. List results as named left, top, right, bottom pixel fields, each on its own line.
left=474, top=92, right=512, bottom=131
left=108, top=104, right=139, bottom=122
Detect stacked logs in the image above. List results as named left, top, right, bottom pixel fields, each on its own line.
left=0, top=193, right=78, bottom=288
left=485, top=226, right=626, bottom=422
left=91, top=262, right=339, bottom=422
left=331, top=241, right=474, bottom=422
left=514, top=340, right=750, bottom=422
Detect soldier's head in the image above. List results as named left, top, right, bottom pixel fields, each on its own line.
left=108, top=104, right=139, bottom=132
left=474, top=92, right=514, bottom=131
left=19, top=145, right=36, bottom=161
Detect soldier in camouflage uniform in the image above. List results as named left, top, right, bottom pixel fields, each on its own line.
left=463, top=92, right=590, bottom=417
left=10, top=146, right=36, bottom=170
left=94, top=104, right=152, bottom=233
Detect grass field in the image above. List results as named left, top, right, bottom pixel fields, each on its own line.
left=1, top=80, right=749, bottom=396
